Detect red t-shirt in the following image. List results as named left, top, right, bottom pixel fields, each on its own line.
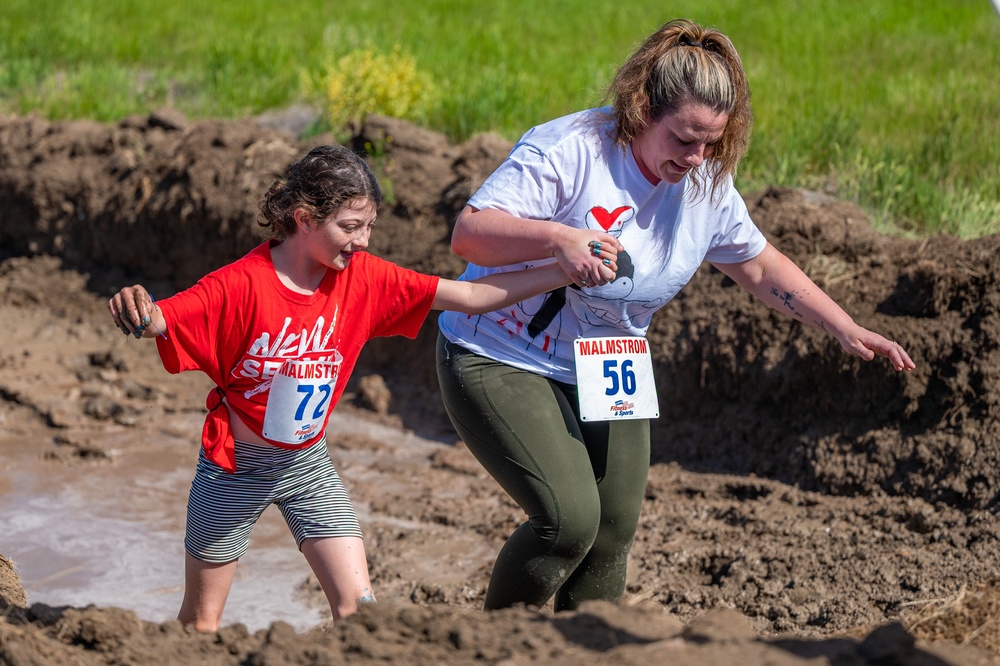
left=155, top=241, right=439, bottom=472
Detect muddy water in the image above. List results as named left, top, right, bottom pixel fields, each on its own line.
left=0, top=414, right=346, bottom=632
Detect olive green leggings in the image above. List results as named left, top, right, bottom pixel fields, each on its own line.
left=435, top=334, right=650, bottom=611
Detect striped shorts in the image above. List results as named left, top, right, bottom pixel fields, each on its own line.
left=184, top=438, right=363, bottom=563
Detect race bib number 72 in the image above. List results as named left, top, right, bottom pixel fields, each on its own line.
left=574, top=336, right=659, bottom=421
left=262, top=355, right=342, bottom=444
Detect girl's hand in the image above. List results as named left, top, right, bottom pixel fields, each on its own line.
left=552, top=227, right=623, bottom=288
left=109, top=285, right=156, bottom=338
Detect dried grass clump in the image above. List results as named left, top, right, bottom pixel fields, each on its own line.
left=903, top=578, right=1000, bottom=656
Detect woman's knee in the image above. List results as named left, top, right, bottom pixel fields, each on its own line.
left=531, top=492, right=602, bottom=558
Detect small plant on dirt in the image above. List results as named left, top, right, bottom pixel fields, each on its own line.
left=362, top=136, right=396, bottom=207
left=307, top=45, right=435, bottom=140
left=802, top=251, right=855, bottom=290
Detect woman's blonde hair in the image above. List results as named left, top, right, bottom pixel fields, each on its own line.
left=606, top=19, right=752, bottom=201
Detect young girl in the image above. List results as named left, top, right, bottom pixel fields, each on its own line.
left=108, top=144, right=621, bottom=631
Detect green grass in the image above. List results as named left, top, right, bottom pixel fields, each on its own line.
left=1, top=0, right=997, bottom=237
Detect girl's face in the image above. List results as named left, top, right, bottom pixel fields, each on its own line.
left=306, top=197, right=377, bottom=270
left=631, top=103, right=729, bottom=185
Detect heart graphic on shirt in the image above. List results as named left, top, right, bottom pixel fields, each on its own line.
left=587, top=205, right=634, bottom=235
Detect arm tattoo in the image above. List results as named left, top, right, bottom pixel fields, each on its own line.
left=770, top=286, right=828, bottom=328
left=770, top=287, right=803, bottom=319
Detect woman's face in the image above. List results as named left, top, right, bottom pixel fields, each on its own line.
left=307, top=197, right=377, bottom=270
left=631, top=103, right=729, bottom=185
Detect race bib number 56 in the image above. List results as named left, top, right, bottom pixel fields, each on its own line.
left=573, top=336, right=659, bottom=421
left=262, top=355, right=342, bottom=444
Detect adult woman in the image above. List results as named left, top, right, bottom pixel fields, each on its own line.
left=108, top=145, right=618, bottom=631
left=435, top=18, right=915, bottom=612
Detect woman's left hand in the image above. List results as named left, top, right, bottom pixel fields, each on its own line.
left=837, top=326, right=916, bottom=372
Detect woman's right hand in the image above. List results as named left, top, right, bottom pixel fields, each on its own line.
left=452, top=206, right=623, bottom=287
left=551, top=225, right=623, bottom=288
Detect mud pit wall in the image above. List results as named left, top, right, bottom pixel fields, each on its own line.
left=2, top=111, right=998, bottom=510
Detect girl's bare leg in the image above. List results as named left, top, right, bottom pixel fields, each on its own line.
left=177, top=552, right=238, bottom=632
left=301, top=536, right=374, bottom=619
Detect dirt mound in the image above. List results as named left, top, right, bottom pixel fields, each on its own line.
left=651, top=188, right=1000, bottom=509
left=2, top=110, right=1000, bottom=664
left=0, top=558, right=994, bottom=665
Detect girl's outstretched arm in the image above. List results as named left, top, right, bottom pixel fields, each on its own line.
left=432, top=261, right=614, bottom=315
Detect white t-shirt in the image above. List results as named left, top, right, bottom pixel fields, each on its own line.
left=438, top=107, right=767, bottom=383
